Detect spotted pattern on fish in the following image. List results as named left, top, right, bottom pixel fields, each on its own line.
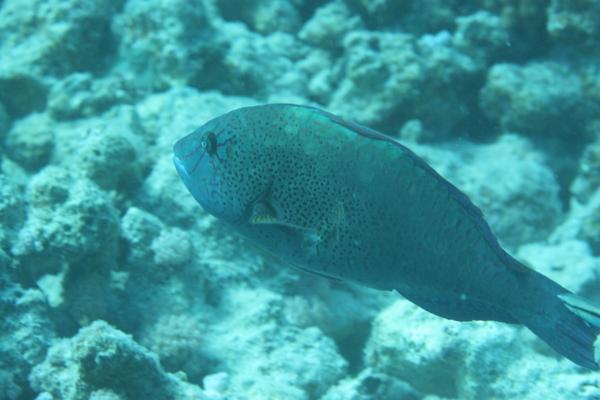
left=173, top=104, right=600, bottom=369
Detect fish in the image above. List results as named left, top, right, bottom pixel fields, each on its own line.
left=173, top=103, right=600, bottom=369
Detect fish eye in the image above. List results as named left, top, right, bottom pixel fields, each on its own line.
left=201, top=132, right=217, bottom=156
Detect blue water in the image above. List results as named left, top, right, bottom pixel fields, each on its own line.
left=0, top=1, right=599, bottom=399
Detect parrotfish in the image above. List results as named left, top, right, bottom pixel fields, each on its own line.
left=173, top=104, right=600, bottom=369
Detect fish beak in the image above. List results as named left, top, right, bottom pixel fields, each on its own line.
left=173, top=155, right=189, bottom=179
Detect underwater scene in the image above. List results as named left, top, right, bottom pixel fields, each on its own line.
left=1, top=0, right=600, bottom=399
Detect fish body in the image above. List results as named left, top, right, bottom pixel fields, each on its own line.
left=173, top=104, right=600, bottom=369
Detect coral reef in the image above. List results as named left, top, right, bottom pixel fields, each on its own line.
left=322, top=368, right=421, bottom=400
left=572, top=136, right=600, bottom=203
left=200, top=287, right=349, bottom=399
left=0, top=174, right=26, bottom=253
left=48, top=73, right=137, bottom=120
left=0, top=72, right=48, bottom=118
left=0, top=285, right=55, bottom=400
left=0, top=101, right=10, bottom=138
left=218, top=0, right=302, bottom=34
left=365, top=300, right=600, bottom=399
left=323, top=24, right=486, bottom=138
left=30, top=321, right=207, bottom=400
left=547, top=0, right=600, bottom=45
left=0, top=0, right=598, bottom=399
left=518, top=240, right=598, bottom=295
left=112, top=0, right=219, bottom=91
left=12, top=167, right=120, bottom=281
left=4, top=113, right=54, bottom=170
left=299, top=1, right=364, bottom=49
left=480, top=62, right=595, bottom=138
left=452, top=11, right=510, bottom=67
left=0, top=0, right=121, bottom=77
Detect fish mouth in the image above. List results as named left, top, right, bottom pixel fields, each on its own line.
left=173, top=155, right=189, bottom=179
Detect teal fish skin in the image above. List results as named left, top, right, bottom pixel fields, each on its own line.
left=173, top=104, right=600, bottom=369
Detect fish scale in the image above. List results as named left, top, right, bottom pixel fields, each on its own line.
left=173, top=103, right=600, bottom=370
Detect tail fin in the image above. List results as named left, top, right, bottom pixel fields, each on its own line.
left=519, top=277, right=599, bottom=369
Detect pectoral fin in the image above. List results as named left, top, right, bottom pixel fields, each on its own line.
left=249, top=201, right=313, bottom=232
left=249, top=201, right=279, bottom=225
left=249, top=201, right=324, bottom=257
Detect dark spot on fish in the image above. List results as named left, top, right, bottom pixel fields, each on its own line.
left=202, top=131, right=218, bottom=156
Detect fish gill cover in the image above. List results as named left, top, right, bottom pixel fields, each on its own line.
left=0, top=0, right=599, bottom=399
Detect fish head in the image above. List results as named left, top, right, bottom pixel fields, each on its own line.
left=173, top=116, right=239, bottom=221
left=172, top=108, right=272, bottom=224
